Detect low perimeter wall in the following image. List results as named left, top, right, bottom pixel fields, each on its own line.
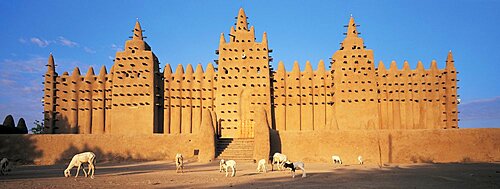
left=0, top=134, right=200, bottom=165
left=274, top=128, right=500, bottom=164
left=0, top=129, right=498, bottom=165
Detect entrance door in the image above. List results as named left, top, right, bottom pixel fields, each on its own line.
left=219, top=89, right=255, bottom=138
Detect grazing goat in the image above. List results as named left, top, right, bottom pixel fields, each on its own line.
left=64, top=152, right=96, bottom=179
left=283, top=161, right=306, bottom=178
left=256, top=159, right=267, bottom=173
left=358, top=155, right=364, bottom=165
left=271, top=152, right=287, bottom=171
left=0, top=158, right=11, bottom=175
left=175, top=153, right=184, bottom=173
left=219, top=159, right=236, bottom=177
left=332, top=155, right=342, bottom=164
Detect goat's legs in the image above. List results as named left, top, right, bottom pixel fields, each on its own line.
left=82, top=165, right=88, bottom=177
left=75, top=165, right=81, bottom=178
left=89, top=163, right=95, bottom=179
left=298, top=166, right=306, bottom=177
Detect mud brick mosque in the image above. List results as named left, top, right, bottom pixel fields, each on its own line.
left=42, top=8, right=458, bottom=138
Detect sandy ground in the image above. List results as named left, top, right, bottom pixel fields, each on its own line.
left=0, top=160, right=499, bottom=189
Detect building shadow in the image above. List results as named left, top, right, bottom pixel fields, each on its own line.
left=0, top=134, right=43, bottom=164
left=169, top=163, right=500, bottom=189
left=269, top=129, right=282, bottom=155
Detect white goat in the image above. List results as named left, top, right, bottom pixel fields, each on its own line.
left=283, top=161, right=306, bottom=178
left=332, top=155, right=342, bottom=164
left=0, top=158, right=11, bottom=175
left=175, top=153, right=183, bottom=173
left=271, top=152, right=287, bottom=171
left=358, top=155, right=364, bottom=165
left=256, top=159, right=267, bottom=173
left=219, top=159, right=236, bottom=177
left=64, top=152, right=96, bottom=179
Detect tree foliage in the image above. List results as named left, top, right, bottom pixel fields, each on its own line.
left=3, top=115, right=15, bottom=127
left=17, top=118, right=28, bottom=134
left=31, top=120, right=44, bottom=134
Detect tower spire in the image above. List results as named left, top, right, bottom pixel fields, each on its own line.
left=47, top=53, right=55, bottom=73
left=133, top=20, right=143, bottom=40
left=446, top=50, right=455, bottom=69
left=219, top=33, right=226, bottom=44
left=346, top=15, right=359, bottom=38
left=235, top=8, right=248, bottom=31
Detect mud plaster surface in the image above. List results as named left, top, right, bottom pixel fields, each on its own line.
left=1, top=161, right=499, bottom=189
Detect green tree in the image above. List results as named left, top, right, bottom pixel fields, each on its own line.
left=17, top=118, right=28, bottom=134
left=3, top=115, right=15, bottom=127
left=31, top=120, right=44, bottom=134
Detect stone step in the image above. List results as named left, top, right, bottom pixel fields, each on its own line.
left=216, top=149, right=253, bottom=153
left=217, top=142, right=254, bottom=146
left=218, top=139, right=254, bottom=142
left=217, top=154, right=253, bottom=158
left=218, top=138, right=254, bottom=141
left=216, top=149, right=252, bottom=154
left=217, top=148, right=253, bottom=152
left=217, top=139, right=254, bottom=142
left=217, top=154, right=252, bottom=158
left=216, top=150, right=252, bottom=154
left=217, top=145, right=253, bottom=149
left=217, top=149, right=253, bottom=153
left=217, top=144, right=253, bottom=148
left=215, top=138, right=255, bottom=160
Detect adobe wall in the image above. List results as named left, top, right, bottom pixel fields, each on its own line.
left=1, top=129, right=498, bottom=166
left=0, top=134, right=199, bottom=165
left=275, top=128, right=500, bottom=164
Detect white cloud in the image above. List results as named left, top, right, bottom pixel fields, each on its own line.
left=18, top=38, right=27, bottom=44
left=459, top=96, right=500, bottom=120
left=84, top=46, right=96, bottom=54
left=0, top=79, right=16, bottom=86
left=111, top=44, right=123, bottom=51
left=1, top=56, right=46, bottom=73
left=21, top=86, right=41, bottom=93
left=58, top=36, right=79, bottom=47
left=30, top=37, right=50, bottom=47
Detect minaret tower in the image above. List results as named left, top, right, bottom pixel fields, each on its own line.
left=216, top=8, right=272, bottom=138
left=110, top=20, right=163, bottom=135
left=43, top=54, right=57, bottom=133
left=330, top=16, right=379, bottom=129
left=445, top=51, right=459, bottom=128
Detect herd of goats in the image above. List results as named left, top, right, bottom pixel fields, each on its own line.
left=0, top=152, right=364, bottom=179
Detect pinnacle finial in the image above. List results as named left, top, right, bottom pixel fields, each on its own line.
left=403, top=60, right=411, bottom=71
left=262, top=32, right=268, bottom=45
left=47, top=53, right=55, bottom=72
left=133, top=20, right=143, bottom=40
left=378, top=61, right=386, bottom=71
left=346, top=16, right=359, bottom=38
left=235, top=8, right=249, bottom=31
left=447, top=50, right=454, bottom=61
left=219, top=33, right=226, bottom=44
left=446, top=50, right=455, bottom=69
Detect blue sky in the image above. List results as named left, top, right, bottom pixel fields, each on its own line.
left=1, top=0, right=499, bottom=130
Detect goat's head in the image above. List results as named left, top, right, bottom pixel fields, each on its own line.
left=283, top=162, right=295, bottom=172
left=219, top=159, right=226, bottom=172
left=64, top=169, right=71, bottom=178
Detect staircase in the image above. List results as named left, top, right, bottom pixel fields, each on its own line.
left=216, top=138, right=254, bottom=161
